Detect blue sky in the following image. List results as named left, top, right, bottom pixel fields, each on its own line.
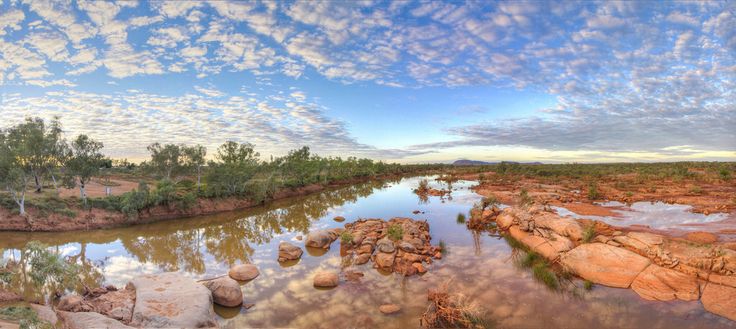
left=0, top=0, right=734, bottom=163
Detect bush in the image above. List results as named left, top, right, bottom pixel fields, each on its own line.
left=0, top=305, right=53, bottom=329
left=387, top=224, right=403, bottom=241
left=415, top=179, right=430, bottom=194
left=480, top=195, right=499, bottom=210
left=583, top=280, right=594, bottom=291
left=340, top=231, right=353, bottom=245
left=720, top=169, right=732, bottom=181
left=587, top=182, right=601, bottom=200
left=439, top=240, right=447, bottom=254
left=456, top=213, right=466, bottom=224
left=519, top=188, right=532, bottom=207
left=582, top=224, right=596, bottom=243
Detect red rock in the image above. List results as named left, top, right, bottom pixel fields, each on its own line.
left=561, top=243, right=650, bottom=288
left=412, top=262, right=426, bottom=274
left=313, top=272, right=339, bottom=288
left=379, top=304, right=401, bottom=314
left=685, top=232, right=718, bottom=244
left=631, top=264, right=699, bottom=301
left=229, top=264, right=259, bottom=281
left=702, top=282, right=736, bottom=321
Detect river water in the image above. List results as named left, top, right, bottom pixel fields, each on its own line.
left=1, top=176, right=733, bottom=328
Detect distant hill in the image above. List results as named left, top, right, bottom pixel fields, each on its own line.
left=452, top=159, right=543, bottom=166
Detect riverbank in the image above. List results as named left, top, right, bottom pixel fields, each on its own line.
left=0, top=174, right=408, bottom=232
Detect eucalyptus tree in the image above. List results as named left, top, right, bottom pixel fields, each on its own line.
left=205, top=141, right=260, bottom=196
left=0, top=122, right=36, bottom=216
left=146, top=143, right=184, bottom=180
left=65, top=134, right=105, bottom=206
left=1, top=117, right=65, bottom=193
left=182, top=145, right=206, bottom=189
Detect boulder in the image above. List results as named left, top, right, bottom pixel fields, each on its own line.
left=278, top=242, right=303, bottom=262
left=532, top=213, right=583, bottom=241
left=229, top=264, right=260, bottom=281
left=561, top=243, right=650, bottom=288
left=398, top=241, right=416, bottom=253
left=355, top=253, right=371, bottom=265
left=89, top=288, right=135, bottom=323
left=29, top=304, right=57, bottom=325
left=306, top=230, right=337, bottom=249
left=57, top=294, right=93, bottom=312
left=57, top=311, right=134, bottom=329
left=631, top=264, right=699, bottom=301
left=334, top=216, right=346, bottom=222
left=496, top=211, right=515, bottom=229
left=702, top=282, right=736, bottom=321
left=128, top=272, right=217, bottom=328
left=375, top=252, right=396, bottom=269
left=313, top=272, right=339, bottom=287
left=379, top=304, right=401, bottom=314
left=377, top=238, right=396, bottom=253
left=203, top=276, right=243, bottom=307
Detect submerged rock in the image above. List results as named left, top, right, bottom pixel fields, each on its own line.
left=203, top=276, right=243, bottom=307
left=561, top=243, right=650, bottom=288
left=229, top=264, right=260, bottom=281
left=278, top=241, right=303, bottom=262
left=305, top=229, right=341, bottom=249
left=313, top=272, right=339, bottom=287
left=128, top=272, right=217, bottom=328
left=379, top=304, right=401, bottom=314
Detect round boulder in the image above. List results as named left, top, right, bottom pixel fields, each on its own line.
left=334, top=216, right=346, bottom=222
left=229, top=264, right=260, bottom=281
left=278, top=242, right=304, bottom=262
left=379, top=304, right=401, bottom=314
left=313, top=271, right=339, bottom=288
left=203, top=277, right=243, bottom=307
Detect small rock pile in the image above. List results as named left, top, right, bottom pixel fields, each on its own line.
left=341, top=217, right=442, bottom=276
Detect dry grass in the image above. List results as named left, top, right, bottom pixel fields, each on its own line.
left=421, top=279, right=491, bottom=329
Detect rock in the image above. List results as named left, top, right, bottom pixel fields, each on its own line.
left=89, top=288, right=135, bottom=323
left=627, top=232, right=664, bottom=246
left=203, top=276, right=243, bottom=307
left=278, top=241, right=303, bottom=262
left=412, top=262, right=427, bottom=274
left=57, top=294, right=93, bottom=312
left=685, top=231, right=718, bottom=244
left=355, top=253, right=371, bottom=265
left=0, top=289, right=21, bottom=303
left=306, top=230, right=337, bottom=249
left=508, top=225, right=529, bottom=242
left=702, top=282, right=736, bottom=321
left=29, top=304, right=57, bottom=325
left=313, top=272, right=339, bottom=287
left=561, top=243, right=650, bottom=288
left=398, top=241, right=416, bottom=253
left=379, top=304, right=401, bottom=314
left=375, top=252, right=396, bottom=269
left=57, top=311, right=135, bottom=329
left=631, top=264, right=699, bottom=301
left=532, top=212, right=583, bottom=241
left=296, top=235, right=303, bottom=240
left=357, top=243, right=373, bottom=254
left=229, top=264, right=260, bottom=281
left=412, top=210, right=420, bottom=214
left=376, top=238, right=396, bottom=253
left=128, top=272, right=217, bottom=328
left=334, top=216, right=346, bottom=222
left=496, top=212, right=515, bottom=229
left=0, top=320, right=18, bottom=329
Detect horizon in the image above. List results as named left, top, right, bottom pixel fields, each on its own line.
left=1, top=1, right=735, bottom=163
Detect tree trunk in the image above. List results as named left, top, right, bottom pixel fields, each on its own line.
left=51, top=172, right=58, bottom=192
left=197, top=166, right=201, bottom=189
left=34, top=175, right=41, bottom=193
left=80, top=179, right=87, bottom=207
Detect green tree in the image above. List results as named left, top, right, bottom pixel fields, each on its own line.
left=2, top=118, right=66, bottom=193
left=205, top=142, right=260, bottom=196
left=65, top=135, right=105, bottom=206
left=0, top=123, right=35, bottom=216
left=146, top=143, right=184, bottom=180
left=182, top=145, right=206, bottom=189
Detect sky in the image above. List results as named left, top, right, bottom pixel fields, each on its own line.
left=0, top=0, right=734, bottom=163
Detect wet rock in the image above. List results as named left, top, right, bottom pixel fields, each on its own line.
left=203, top=276, right=243, bottom=307
left=631, top=264, right=699, bottom=301
left=58, top=311, right=135, bottom=329
left=379, top=304, right=401, bottom=314
left=306, top=229, right=338, bottom=249
left=561, top=243, right=650, bottom=288
left=229, top=264, right=260, bottom=281
left=685, top=232, right=718, bottom=244
left=334, top=216, right=346, bottom=222
left=128, top=272, right=217, bottom=328
left=313, top=272, right=339, bottom=287
left=57, top=294, right=94, bottom=312
left=89, top=288, right=135, bottom=323
left=702, top=282, right=736, bottom=321
left=278, top=241, right=303, bottom=262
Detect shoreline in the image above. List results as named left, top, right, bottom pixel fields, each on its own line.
left=0, top=173, right=413, bottom=233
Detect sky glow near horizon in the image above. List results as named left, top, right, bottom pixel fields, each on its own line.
left=0, top=0, right=734, bottom=163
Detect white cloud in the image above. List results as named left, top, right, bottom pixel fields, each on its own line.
left=0, top=9, right=25, bottom=35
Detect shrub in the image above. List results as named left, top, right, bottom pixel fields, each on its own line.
left=518, top=188, right=532, bottom=207
left=582, top=224, right=596, bottom=243
left=415, top=179, right=430, bottom=194
left=456, top=213, right=466, bottom=224
left=587, top=182, right=601, bottom=200
left=720, top=169, right=732, bottom=181
left=387, top=224, right=403, bottom=241
left=340, top=231, right=353, bottom=245
left=688, top=186, right=704, bottom=195
left=583, top=280, right=594, bottom=291
left=480, top=195, right=499, bottom=210
left=0, top=305, right=53, bottom=329
left=532, top=262, right=559, bottom=290
left=439, top=240, right=447, bottom=254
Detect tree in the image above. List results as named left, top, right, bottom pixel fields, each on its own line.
left=65, top=135, right=105, bottom=206
left=0, top=122, right=36, bottom=216
left=205, top=142, right=260, bottom=196
left=2, top=117, right=66, bottom=193
left=146, top=143, right=183, bottom=180
left=182, top=145, right=206, bottom=189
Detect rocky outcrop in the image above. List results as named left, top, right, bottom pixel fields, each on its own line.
left=128, top=272, right=217, bottom=328
left=702, top=276, right=736, bottom=321
left=305, top=229, right=342, bottom=249
left=561, top=243, right=651, bottom=288
left=203, top=276, right=243, bottom=307
left=57, top=311, right=135, bottom=329
left=340, top=218, right=441, bottom=276
left=313, top=271, right=339, bottom=287
left=229, top=264, right=259, bottom=281
left=631, top=264, right=699, bottom=301
left=278, top=241, right=303, bottom=262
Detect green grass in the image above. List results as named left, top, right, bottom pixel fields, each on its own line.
left=439, top=240, right=448, bottom=254
left=387, top=224, right=403, bottom=241
left=587, top=182, right=601, bottom=200
left=532, top=262, right=559, bottom=290
left=583, top=280, right=594, bottom=291
left=519, top=188, right=532, bottom=207
left=0, top=305, right=53, bottom=329
left=582, top=224, right=596, bottom=243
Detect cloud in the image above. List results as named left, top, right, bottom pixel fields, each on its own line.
left=0, top=9, right=25, bottom=35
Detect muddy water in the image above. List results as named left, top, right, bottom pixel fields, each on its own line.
left=1, top=176, right=734, bottom=328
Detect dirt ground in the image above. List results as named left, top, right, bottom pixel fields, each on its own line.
left=56, top=179, right=140, bottom=198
